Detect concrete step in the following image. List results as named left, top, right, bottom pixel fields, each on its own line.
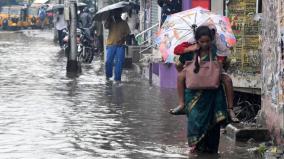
left=127, top=45, right=153, bottom=63
left=127, top=45, right=152, bottom=54
left=123, top=57, right=133, bottom=69
left=225, top=123, right=271, bottom=142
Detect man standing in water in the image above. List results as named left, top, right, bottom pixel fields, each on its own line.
left=104, top=11, right=130, bottom=84
left=38, top=6, right=47, bottom=29
left=53, top=9, right=67, bottom=49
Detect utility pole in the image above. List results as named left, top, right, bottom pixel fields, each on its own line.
left=66, top=0, right=81, bottom=77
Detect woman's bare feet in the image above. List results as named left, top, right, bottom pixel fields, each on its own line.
left=169, top=105, right=186, bottom=115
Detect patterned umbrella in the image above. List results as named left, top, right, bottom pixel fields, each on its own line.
left=155, top=7, right=237, bottom=63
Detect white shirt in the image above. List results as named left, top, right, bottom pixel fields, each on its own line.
left=54, top=14, right=67, bottom=30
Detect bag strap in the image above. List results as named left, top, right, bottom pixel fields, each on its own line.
left=193, top=50, right=213, bottom=62
left=209, top=50, right=212, bottom=62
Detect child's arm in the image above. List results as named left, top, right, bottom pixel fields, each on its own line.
left=174, top=42, right=199, bottom=55
left=217, top=56, right=226, bottom=63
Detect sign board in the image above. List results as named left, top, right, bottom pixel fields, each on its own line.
left=226, top=0, right=261, bottom=73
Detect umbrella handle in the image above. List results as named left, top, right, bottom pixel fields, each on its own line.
left=191, top=24, right=197, bottom=34
left=104, top=18, right=111, bottom=29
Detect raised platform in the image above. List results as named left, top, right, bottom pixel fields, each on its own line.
left=225, top=123, right=271, bottom=142
left=229, top=72, right=261, bottom=95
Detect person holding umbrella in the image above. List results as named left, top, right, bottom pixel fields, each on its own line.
left=170, top=26, right=239, bottom=123
left=93, top=1, right=134, bottom=83
left=156, top=7, right=239, bottom=123
left=104, top=10, right=130, bottom=83
left=176, top=25, right=228, bottom=154
left=156, top=7, right=239, bottom=153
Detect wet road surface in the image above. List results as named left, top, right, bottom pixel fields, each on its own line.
left=0, top=30, right=255, bottom=159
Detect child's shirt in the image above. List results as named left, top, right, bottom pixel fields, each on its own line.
left=174, top=42, right=226, bottom=65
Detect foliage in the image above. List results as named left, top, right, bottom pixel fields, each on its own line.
left=257, top=143, right=268, bottom=155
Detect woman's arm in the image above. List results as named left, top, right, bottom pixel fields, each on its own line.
left=217, top=56, right=226, bottom=63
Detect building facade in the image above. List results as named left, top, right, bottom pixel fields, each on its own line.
left=261, top=0, right=284, bottom=144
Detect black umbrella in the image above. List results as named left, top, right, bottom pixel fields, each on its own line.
left=94, top=1, right=139, bottom=21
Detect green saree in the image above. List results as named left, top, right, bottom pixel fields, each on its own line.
left=185, top=86, right=227, bottom=152
left=179, top=47, right=228, bottom=153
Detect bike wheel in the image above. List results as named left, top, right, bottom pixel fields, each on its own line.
left=84, top=48, right=94, bottom=63
left=88, top=48, right=95, bottom=63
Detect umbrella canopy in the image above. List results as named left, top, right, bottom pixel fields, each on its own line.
left=46, top=2, right=87, bottom=12
left=94, top=1, right=139, bottom=21
left=156, top=7, right=237, bottom=63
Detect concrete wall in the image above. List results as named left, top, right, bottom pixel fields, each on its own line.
left=261, top=0, right=284, bottom=144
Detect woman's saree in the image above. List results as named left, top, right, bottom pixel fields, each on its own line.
left=185, top=85, right=228, bottom=152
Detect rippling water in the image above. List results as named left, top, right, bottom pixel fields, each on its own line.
left=0, top=30, right=254, bottom=159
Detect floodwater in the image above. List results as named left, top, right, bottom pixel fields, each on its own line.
left=0, top=30, right=255, bottom=159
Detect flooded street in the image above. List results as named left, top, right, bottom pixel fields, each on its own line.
left=0, top=30, right=255, bottom=159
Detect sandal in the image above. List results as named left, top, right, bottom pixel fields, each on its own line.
left=228, top=108, right=240, bottom=123
left=169, top=105, right=186, bottom=115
